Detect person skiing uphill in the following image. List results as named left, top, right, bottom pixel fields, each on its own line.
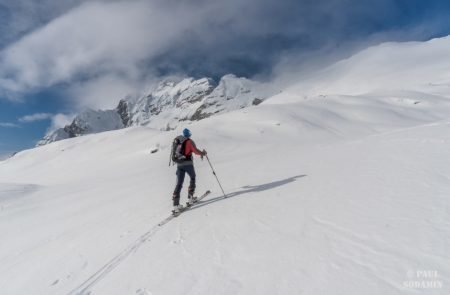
left=172, top=128, right=207, bottom=213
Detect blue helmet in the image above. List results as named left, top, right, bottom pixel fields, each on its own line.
left=183, top=128, right=192, bottom=138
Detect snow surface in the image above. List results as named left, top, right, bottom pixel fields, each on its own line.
left=1, top=37, right=450, bottom=295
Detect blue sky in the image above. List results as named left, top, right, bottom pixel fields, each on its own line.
left=0, top=87, right=71, bottom=156
left=1, top=0, right=450, bottom=157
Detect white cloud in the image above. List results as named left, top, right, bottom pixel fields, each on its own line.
left=48, top=113, right=75, bottom=132
left=0, top=0, right=444, bottom=110
left=0, top=0, right=91, bottom=49
left=0, top=0, right=206, bottom=107
left=68, top=74, right=144, bottom=110
left=18, top=113, right=53, bottom=123
left=0, top=122, right=20, bottom=128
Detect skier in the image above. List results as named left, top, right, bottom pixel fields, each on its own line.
left=172, top=128, right=207, bottom=213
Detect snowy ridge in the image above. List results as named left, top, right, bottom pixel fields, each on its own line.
left=37, top=109, right=124, bottom=146
left=1, top=36, right=450, bottom=294
left=38, top=74, right=271, bottom=146
left=268, top=36, right=450, bottom=104
left=125, top=74, right=271, bottom=128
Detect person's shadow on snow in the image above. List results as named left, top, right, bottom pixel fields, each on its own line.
left=189, top=174, right=307, bottom=211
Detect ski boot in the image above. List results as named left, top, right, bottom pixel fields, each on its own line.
left=172, top=204, right=184, bottom=216
left=186, top=194, right=198, bottom=207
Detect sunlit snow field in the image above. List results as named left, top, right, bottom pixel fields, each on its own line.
left=1, top=37, right=450, bottom=295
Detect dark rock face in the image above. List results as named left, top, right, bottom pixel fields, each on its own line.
left=190, top=106, right=213, bottom=121
left=116, top=99, right=131, bottom=127
left=63, top=122, right=86, bottom=138
left=252, top=98, right=263, bottom=105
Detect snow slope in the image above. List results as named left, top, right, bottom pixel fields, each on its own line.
left=270, top=36, right=450, bottom=103
left=1, top=37, right=450, bottom=295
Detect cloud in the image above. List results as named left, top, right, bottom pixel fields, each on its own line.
left=0, top=0, right=93, bottom=50
left=0, top=1, right=209, bottom=106
left=48, top=113, right=75, bottom=132
left=0, top=0, right=449, bottom=109
left=0, top=122, right=20, bottom=128
left=67, top=74, right=147, bottom=110
left=18, top=113, right=53, bottom=123
left=0, top=0, right=206, bottom=106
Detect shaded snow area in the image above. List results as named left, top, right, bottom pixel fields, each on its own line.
left=1, top=37, right=450, bottom=294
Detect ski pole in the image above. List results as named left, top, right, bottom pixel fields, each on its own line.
left=205, top=155, right=227, bottom=198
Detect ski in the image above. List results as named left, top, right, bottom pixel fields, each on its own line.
left=173, top=190, right=211, bottom=216
left=195, top=189, right=211, bottom=202
left=171, top=190, right=211, bottom=216
left=176, top=190, right=211, bottom=215
left=158, top=190, right=211, bottom=226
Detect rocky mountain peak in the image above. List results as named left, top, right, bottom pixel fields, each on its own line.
left=38, top=75, right=274, bottom=146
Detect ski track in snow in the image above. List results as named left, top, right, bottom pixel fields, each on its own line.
left=68, top=215, right=171, bottom=294
left=68, top=194, right=211, bottom=295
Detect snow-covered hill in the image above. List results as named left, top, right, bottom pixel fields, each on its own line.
left=38, top=74, right=272, bottom=146
left=1, top=37, right=450, bottom=295
left=270, top=36, right=450, bottom=103
left=37, top=109, right=125, bottom=146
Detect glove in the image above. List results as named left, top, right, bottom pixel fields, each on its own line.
left=202, top=149, right=207, bottom=155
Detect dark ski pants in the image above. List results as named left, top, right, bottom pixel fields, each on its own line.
left=173, top=165, right=196, bottom=205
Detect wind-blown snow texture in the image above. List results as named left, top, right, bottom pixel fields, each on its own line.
left=1, top=37, right=450, bottom=295
left=37, top=74, right=271, bottom=146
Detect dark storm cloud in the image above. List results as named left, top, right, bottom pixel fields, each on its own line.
left=149, top=0, right=450, bottom=78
